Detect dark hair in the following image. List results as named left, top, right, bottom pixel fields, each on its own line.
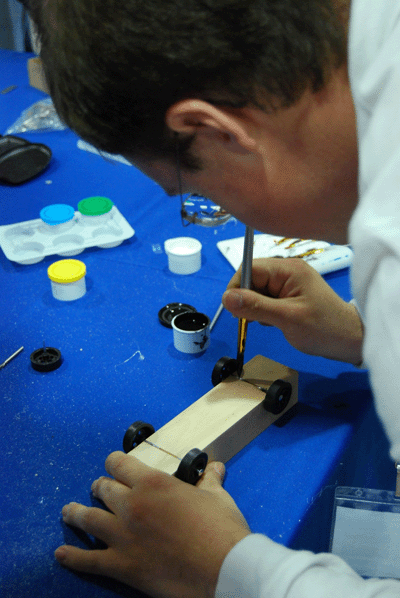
left=29, top=0, right=347, bottom=169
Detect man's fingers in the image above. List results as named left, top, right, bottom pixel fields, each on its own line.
left=226, top=266, right=242, bottom=290
left=222, top=288, right=245, bottom=313
left=105, top=451, right=173, bottom=495
left=61, top=502, right=117, bottom=546
left=91, top=476, right=133, bottom=517
left=196, top=461, right=225, bottom=491
left=225, top=257, right=288, bottom=293
left=104, top=451, right=148, bottom=487
left=55, top=544, right=122, bottom=577
left=222, top=288, right=282, bottom=325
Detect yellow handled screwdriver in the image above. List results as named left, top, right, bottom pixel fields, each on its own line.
left=236, top=226, right=254, bottom=378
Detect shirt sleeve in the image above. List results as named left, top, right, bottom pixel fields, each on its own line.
left=215, top=534, right=400, bottom=598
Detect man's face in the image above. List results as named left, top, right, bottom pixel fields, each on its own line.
left=128, top=68, right=358, bottom=244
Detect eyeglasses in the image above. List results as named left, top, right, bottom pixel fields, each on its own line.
left=180, top=194, right=232, bottom=227
left=176, top=138, right=231, bottom=227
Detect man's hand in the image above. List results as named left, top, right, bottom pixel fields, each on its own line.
left=55, top=452, right=251, bottom=598
left=222, top=258, right=363, bottom=364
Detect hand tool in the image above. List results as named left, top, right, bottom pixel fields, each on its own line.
left=236, top=226, right=254, bottom=377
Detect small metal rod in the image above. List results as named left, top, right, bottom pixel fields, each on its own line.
left=144, top=439, right=180, bottom=461
left=236, top=226, right=254, bottom=377
left=240, top=377, right=268, bottom=394
left=1, top=84, right=17, bottom=94
left=210, top=302, right=224, bottom=331
left=232, top=371, right=268, bottom=394
left=0, top=346, right=24, bottom=369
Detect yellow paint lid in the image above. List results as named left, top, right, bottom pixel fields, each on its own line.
left=48, top=259, right=86, bottom=283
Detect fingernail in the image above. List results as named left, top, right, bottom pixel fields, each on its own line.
left=91, top=479, right=98, bottom=494
left=223, top=290, right=243, bottom=310
left=61, top=504, right=70, bottom=521
left=55, top=546, right=67, bottom=562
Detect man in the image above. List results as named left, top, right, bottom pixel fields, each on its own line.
left=29, top=0, right=400, bottom=596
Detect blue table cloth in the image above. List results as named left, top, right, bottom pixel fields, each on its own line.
left=0, top=50, right=393, bottom=598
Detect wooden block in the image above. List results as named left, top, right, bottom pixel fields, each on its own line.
left=28, top=57, right=50, bottom=95
left=129, top=355, right=298, bottom=476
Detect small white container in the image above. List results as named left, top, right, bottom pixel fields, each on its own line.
left=171, top=312, right=210, bottom=354
left=47, top=259, right=86, bottom=301
left=39, top=204, right=75, bottom=234
left=164, top=237, right=202, bottom=274
left=77, top=196, right=114, bottom=226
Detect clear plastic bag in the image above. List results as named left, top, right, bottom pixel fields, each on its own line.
left=4, top=98, right=67, bottom=135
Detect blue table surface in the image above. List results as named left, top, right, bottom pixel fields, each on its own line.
left=0, top=50, right=394, bottom=598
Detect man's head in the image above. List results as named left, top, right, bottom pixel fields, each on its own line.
left=30, top=0, right=357, bottom=242
left=30, top=0, right=348, bottom=161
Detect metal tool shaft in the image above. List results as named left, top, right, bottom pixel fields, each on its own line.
left=0, top=346, right=24, bottom=369
left=236, top=226, right=254, bottom=377
left=241, top=226, right=254, bottom=290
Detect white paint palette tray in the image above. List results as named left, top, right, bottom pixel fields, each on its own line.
left=0, top=206, right=135, bottom=265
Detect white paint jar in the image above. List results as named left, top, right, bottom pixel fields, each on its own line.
left=164, top=237, right=202, bottom=274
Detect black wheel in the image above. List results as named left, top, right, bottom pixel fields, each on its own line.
left=263, top=380, right=292, bottom=415
left=123, top=420, right=155, bottom=453
left=30, top=347, right=62, bottom=372
left=211, top=356, right=238, bottom=386
left=175, top=449, right=208, bottom=485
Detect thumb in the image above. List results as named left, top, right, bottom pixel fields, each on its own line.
left=197, top=462, right=251, bottom=532
left=222, top=288, right=282, bottom=326
left=196, top=461, right=225, bottom=491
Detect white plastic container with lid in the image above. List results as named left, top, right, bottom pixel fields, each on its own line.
left=77, top=196, right=114, bottom=226
left=40, top=203, right=83, bottom=257
left=40, top=204, right=75, bottom=234
left=47, top=259, right=87, bottom=301
left=164, top=237, right=202, bottom=274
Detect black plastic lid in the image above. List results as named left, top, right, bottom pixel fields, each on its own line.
left=158, top=303, right=197, bottom=328
left=30, top=347, right=62, bottom=372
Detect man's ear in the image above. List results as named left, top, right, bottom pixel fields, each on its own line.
left=165, top=99, right=257, bottom=153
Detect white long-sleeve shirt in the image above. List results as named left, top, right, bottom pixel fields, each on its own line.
left=216, top=1, right=400, bottom=596
left=349, top=0, right=400, bottom=462
left=216, top=535, right=400, bottom=598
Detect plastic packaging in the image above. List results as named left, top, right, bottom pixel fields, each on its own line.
left=330, top=486, right=400, bottom=579
left=4, top=98, right=67, bottom=135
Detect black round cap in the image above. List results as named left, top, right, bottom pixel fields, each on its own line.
left=158, top=303, right=197, bottom=328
